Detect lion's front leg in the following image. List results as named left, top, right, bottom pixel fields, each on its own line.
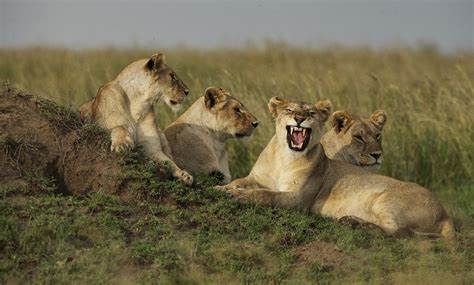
left=152, top=149, right=193, bottom=186
left=137, top=109, right=193, bottom=185
left=228, top=188, right=277, bottom=205
left=92, top=85, right=137, bottom=152
left=218, top=175, right=260, bottom=191
left=110, top=126, right=136, bottom=152
left=228, top=188, right=302, bottom=209
left=158, top=131, right=174, bottom=159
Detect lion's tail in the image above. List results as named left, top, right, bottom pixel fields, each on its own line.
left=412, top=219, right=456, bottom=240
left=439, top=218, right=456, bottom=240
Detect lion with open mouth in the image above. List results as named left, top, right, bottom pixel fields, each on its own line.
left=220, top=97, right=455, bottom=239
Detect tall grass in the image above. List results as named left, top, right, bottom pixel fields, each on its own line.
left=1, top=45, right=472, bottom=193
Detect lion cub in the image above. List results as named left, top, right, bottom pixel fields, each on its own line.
left=164, top=87, right=259, bottom=184
left=79, top=53, right=193, bottom=185
left=321, top=110, right=387, bottom=172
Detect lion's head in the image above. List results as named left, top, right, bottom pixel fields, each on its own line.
left=203, top=87, right=259, bottom=138
left=268, top=97, right=331, bottom=154
left=144, top=53, right=189, bottom=111
left=321, top=110, right=387, bottom=171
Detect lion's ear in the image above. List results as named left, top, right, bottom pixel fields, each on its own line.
left=268, top=97, right=288, bottom=118
left=146, top=52, right=166, bottom=71
left=315, top=99, right=332, bottom=123
left=370, top=110, right=387, bottom=130
left=332, top=110, right=352, bottom=133
left=204, top=87, right=227, bottom=109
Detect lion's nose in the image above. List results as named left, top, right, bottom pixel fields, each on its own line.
left=251, top=121, right=259, bottom=128
left=184, top=89, right=189, bottom=96
left=370, top=152, right=382, bottom=160
left=294, top=115, right=305, bottom=125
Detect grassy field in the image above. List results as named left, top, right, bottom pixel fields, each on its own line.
left=1, top=46, right=473, bottom=283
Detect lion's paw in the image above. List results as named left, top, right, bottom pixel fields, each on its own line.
left=214, top=184, right=238, bottom=191
left=228, top=188, right=252, bottom=201
left=214, top=185, right=228, bottom=191
left=110, top=137, right=135, bottom=153
left=175, top=169, right=193, bottom=186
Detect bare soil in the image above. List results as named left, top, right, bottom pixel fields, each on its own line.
left=292, top=240, right=356, bottom=270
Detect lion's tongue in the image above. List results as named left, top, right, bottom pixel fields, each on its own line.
left=292, top=131, right=304, bottom=145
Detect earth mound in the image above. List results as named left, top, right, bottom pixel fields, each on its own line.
left=0, top=86, right=170, bottom=197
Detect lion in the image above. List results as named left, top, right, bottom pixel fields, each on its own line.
left=320, top=110, right=386, bottom=172
left=79, top=53, right=193, bottom=185
left=220, top=97, right=455, bottom=239
left=164, top=87, right=259, bottom=184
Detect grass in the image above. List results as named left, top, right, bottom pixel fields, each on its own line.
left=0, top=45, right=473, bottom=283
left=1, top=158, right=472, bottom=284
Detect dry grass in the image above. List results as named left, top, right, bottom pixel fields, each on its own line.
left=0, top=45, right=473, bottom=283
left=1, top=46, right=472, bottom=188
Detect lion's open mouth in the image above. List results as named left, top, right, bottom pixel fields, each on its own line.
left=286, top=126, right=312, bottom=151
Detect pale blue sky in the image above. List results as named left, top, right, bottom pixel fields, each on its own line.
left=1, top=0, right=472, bottom=52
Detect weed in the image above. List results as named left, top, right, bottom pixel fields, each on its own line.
left=23, top=172, right=57, bottom=194
left=76, top=123, right=110, bottom=149
left=32, top=95, right=83, bottom=134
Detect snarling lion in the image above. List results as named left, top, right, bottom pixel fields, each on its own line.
left=221, top=97, right=454, bottom=239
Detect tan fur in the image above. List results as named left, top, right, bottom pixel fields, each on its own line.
left=221, top=97, right=455, bottom=240
left=321, top=110, right=386, bottom=172
left=79, top=53, right=193, bottom=185
left=164, top=87, right=258, bottom=184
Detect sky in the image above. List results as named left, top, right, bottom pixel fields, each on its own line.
left=1, top=0, right=473, bottom=52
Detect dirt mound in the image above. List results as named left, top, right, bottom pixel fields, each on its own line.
left=292, top=240, right=356, bottom=273
left=0, top=86, right=170, bottom=197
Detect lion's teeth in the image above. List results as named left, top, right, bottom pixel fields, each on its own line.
left=302, top=129, right=306, bottom=136
left=290, top=127, right=294, bottom=135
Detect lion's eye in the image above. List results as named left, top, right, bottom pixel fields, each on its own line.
left=285, top=108, right=292, bottom=112
left=309, top=110, right=317, bottom=115
left=353, top=135, right=364, bottom=142
left=234, top=108, right=242, bottom=114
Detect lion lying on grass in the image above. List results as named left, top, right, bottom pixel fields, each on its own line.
left=220, top=97, right=455, bottom=239
left=165, top=87, right=258, bottom=184
left=321, top=110, right=386, bottom=172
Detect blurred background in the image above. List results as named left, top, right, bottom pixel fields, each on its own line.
left=1, top=0, right=472, bottom=52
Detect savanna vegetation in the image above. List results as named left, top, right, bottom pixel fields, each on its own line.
left=1, top=45, right=473, bottom=284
